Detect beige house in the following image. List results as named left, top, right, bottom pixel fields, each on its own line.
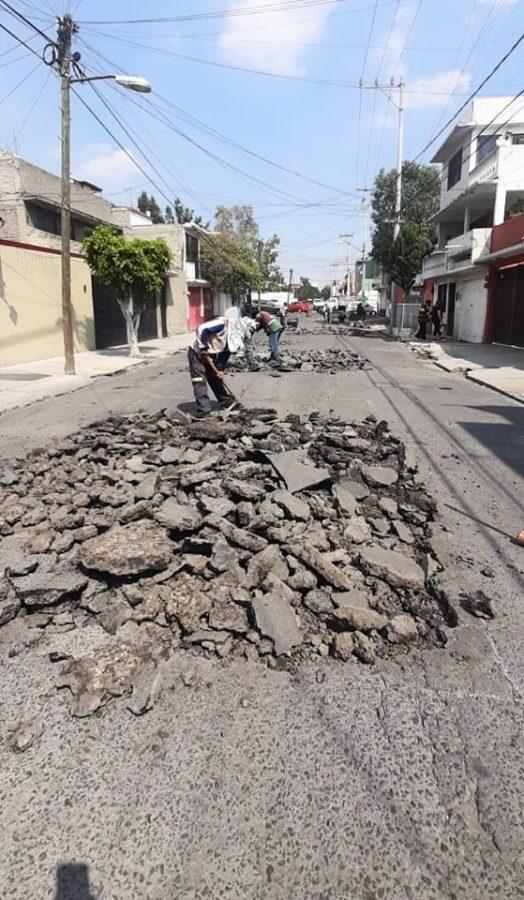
left=0, top=151, right=205, bottom=366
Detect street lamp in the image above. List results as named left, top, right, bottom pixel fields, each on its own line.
left=57, top=14, right=151, bottom=374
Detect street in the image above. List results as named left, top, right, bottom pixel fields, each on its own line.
left=1, top=325, right=523, bottom=900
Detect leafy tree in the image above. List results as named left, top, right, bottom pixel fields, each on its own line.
left=165, top=205, right=175, bottom=224
left=390, top=223, right=433, bottom=297
left=137, top=191, right=164, bottom=224
left=201, top=233, right=261, bottom=302
left=215, top=204, right=283, bottom=289
left=320, top=285, right=332, bottom=300
left=371, top=162, right=439, bottom=273
left=173, top=197, right=208, bottom=227
left=297, top=277, right=321, bottom=301
left=83, top=226, right=171, bottom=357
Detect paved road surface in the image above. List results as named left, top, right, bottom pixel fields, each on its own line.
left=1, top=328, right=523, bottom=899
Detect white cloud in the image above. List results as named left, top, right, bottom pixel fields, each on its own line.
left=406, top=69, right=472, bottom=109
left=218, top=0, right=330, bottom=76
left=370, top=3, right=414, bottom=80
left=75, top=144, right=140, bottom=189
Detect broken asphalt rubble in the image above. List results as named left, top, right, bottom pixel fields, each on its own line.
left=227, top=347, right=369, bottom=374
left=0, top=406, right=487, bottom=720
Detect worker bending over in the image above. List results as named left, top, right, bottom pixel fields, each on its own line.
left=255, top=310, right=284, bottom=365
left=188, top=316, right=257, bottom=418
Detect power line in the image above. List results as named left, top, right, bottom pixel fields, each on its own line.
left=413, top=30, right=524, bottom=161
left=0, top=0, right=56, bottom=44
left=0, top=57, right=40, bottom=102
left=78, top=0, right=358, bottom=26
left=0, top=18, right=50, bottom=61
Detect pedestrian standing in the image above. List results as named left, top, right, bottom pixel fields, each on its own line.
left=415, top=301, right=429, bottom=340
left=431, top=302, right=442, bottom=339
left=255, top=310, right=284, bottom=365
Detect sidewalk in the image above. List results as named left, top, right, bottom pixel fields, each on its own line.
left=0, top=333, right=193, bottom=414
left=404, top=338, right=524, bottom=403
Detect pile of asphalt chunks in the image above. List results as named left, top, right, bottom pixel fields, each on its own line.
left=0, top=408, right=458, bottom=717
left=227, top=347, right=369, bottom=374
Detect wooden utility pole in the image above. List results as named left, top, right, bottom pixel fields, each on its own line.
left=58, top=14, right=76, bottom=375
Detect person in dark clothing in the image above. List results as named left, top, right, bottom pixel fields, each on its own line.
left=431, top=302, right=442, bottom=338
left=356, top=302, right=366, bottom=321
left=415, top=301, right=430, bottom=340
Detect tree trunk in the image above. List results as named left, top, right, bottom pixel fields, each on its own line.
left=118, top=297, right=141, bottom=357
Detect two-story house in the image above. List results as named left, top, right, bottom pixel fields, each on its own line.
left=0, top=150, right=213, bottom=365
left=421, top=97, right=524, bottom=343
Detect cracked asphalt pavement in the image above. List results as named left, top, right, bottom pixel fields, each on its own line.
left=1, top=326, right=523, bottom=899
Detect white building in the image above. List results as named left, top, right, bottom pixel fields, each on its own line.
left=422, top=97, right=524, bottom=343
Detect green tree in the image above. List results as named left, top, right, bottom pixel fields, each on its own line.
left=215, top=204, right=283, bottom=289
left=173, top=197, right=208, bottom=227
left=371, top=162, right=439, bottom=273
left=83, top=226, right=171, bottom=357
left=201, top=233, right=261, bottom=302
left=320, top=285, right=332, bottom=300
left=137, top=191, right=164, bottom=224
left=297, top=277, right=321, bottom=301
left=165, top=205, right=175, bottom=224
left=390, top=223, right=433, bottom=297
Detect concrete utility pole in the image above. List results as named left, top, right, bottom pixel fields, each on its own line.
left=57, top=14, right=76, bottom=375
left=55, top=15, right=152, bottom=375
left=287, top=268, right=293, bottom=303
left=393, top=77, right=405, bottom=242
left=338, top=234, right=354, bottom=298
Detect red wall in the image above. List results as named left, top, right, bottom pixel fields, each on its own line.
left=490, top=214, right=524, bottom=254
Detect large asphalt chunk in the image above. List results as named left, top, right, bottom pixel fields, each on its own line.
left=251, top=593, right=302, bottom=656
left=155, top=499, right=202, bottom=532
left=286, top=542, right=354, bottom=591
left=79, top=520, right=174, bottom=577
left=359, top=546, right=425, bottom=589
left=11, top=567, right=88, bottom=609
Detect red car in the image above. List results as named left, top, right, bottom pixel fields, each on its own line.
left=287, top=300, right=311, bottom=313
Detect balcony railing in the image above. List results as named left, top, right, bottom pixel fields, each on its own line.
left=469, top=149, right=499, bottom=188
left=422, top=227, right=492, bottom=278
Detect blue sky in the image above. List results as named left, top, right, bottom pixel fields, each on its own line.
left=1, top=0, right=523, bottom=284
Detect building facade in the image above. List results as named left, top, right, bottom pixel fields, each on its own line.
left=0, top=151, right=211, bottom=365
left=421, top=97, right=524, bottom=343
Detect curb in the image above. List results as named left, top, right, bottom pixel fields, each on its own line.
left=466, top=370, right=524, bottom=405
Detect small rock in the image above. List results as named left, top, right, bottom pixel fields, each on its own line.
left=362, top=465, right=399, bottom=488
left=332, top=482, right=358, bottom=517
left=251, top=594, right=302, bottom=656
left=127, top=664, right=163, bottom=716
left=359, top=546, right=425, bottom=589
left=11, top=567, right=87, bottom=609
left=461, top=590, right=495, bottom=620
left=271, top=490, right=310, bottom=521
left=387, top=614, right=418, bottom=642
left=304, top=589, right=334, bottom=615
left=392, top=521, right=414, bottom=544
left=155, top=499, right=202, bottom=532
left=209, top=601, right=249, bottom=633
left=6, top=717, right=44, bottom=752
left=333, top=606, right=387, bottom=632
left=332, top=632, right=354, bottom=661
left=342, top=518, right=371, bottom=545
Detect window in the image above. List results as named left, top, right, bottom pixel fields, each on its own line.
left=26, top=202, right=60, bottom=235
left=447, top=148, right=463, bottom=190
left=476, top=134, right=498, bottom=165
left=185, top=232, right=199, bottom=263
left=512, top=133, right=524, bottom=145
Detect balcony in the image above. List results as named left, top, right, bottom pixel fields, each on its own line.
left=469, top=149, right=499, bottom=188
left=422, top=228, right=492, bottom=279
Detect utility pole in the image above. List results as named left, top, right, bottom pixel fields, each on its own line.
left=338, top=234, right=354, bottom=298
left=57, top=14, right=76, bottom=375
left=393, top=77, right=405, bottom=242
left=287, top=268, right=293, bottom=304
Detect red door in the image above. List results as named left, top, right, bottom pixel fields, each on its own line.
left=188, top=287, right=203, bottom=331
left=203, top=289, right=214, bottom=321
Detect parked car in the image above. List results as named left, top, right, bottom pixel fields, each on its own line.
left=312, top=298, right=326, bottom=310
left=287, top=300, right=311, bottom=313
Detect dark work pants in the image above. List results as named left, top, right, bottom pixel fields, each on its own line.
left=188, top=347, right=230, bottom=415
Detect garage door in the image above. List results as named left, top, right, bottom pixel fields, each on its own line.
left=92, top=279, right=158, bottom=349
left=492, top=265, right=524, bottom=348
